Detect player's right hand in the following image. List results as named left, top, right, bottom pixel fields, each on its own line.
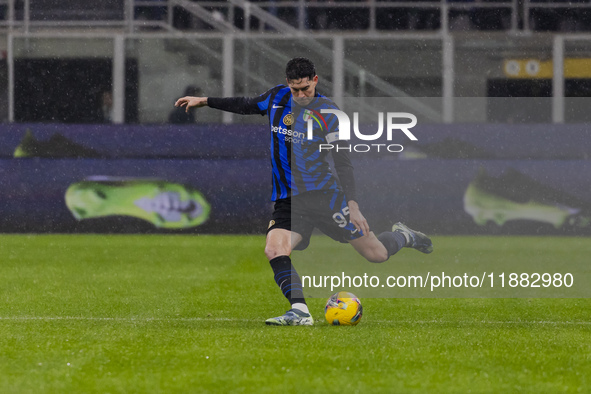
left=174, top=96, right=208, bottom=112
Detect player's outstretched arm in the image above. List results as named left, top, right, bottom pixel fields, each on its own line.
left=175, top=96, right=208, bottom=112
left=176, top=86, right=281, bottom=116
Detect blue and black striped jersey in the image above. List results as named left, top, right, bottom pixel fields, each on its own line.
left=208, top=85, right=355, bottom=202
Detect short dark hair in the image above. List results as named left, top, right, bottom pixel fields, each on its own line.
left=285, top=57, right=316, bottom=81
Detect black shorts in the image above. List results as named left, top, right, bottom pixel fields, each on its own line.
left=266, top=189, right=364, bottom=251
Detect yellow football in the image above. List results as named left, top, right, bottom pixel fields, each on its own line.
left=324, top=291, right=363, bottom=326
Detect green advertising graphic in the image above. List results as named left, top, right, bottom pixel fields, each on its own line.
left=464, top=168, right=591, bottom=228
left=65, top=177, right=210, bottom=229
left=14, top=130, right=102, bottom=158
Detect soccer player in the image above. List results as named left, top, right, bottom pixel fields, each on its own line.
left=175, top=57, right=433, bottom=326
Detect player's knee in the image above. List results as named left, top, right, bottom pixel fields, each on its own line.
left=366, top=250, right=389, bottom=264
left=265, top=245, right=288, bottom=261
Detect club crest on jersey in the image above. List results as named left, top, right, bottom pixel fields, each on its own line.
left=283, top=114, right=294, bottom=126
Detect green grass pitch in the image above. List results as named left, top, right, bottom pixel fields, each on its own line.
left=1, top=234, right=590, bottom=393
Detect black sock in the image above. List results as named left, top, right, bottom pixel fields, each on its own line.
left=269, top=255, right=306, bottom=305
left=377, top=231, right=407, bottom=257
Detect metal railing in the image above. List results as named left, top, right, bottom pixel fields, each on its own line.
left=228, top=0, right=442, bottom=121
left=1, top=0, right=591, bottom=33
left=3, top=0, right=590, bottom=125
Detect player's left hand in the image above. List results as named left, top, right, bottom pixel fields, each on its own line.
left=174, top=96, right=208, bottom=112
left=348, top=201, right=370, bottom=236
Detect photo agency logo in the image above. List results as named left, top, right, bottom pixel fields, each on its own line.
left=305, top=109, right=418, bottom=153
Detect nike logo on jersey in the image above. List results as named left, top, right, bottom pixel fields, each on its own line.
left=272, top=104, right=283, bottom=109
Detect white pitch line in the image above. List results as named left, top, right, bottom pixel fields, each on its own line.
left=0, top=316, right=253, bottom=322
left=0, top=317, right=590, bottom=325
left=373, top=320, right=591, bottom=325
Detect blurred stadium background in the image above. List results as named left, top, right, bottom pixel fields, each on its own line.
left=1, top=0, right=591, bottom=124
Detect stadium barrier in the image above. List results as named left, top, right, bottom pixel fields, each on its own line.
left=0, top=123, right=589, bottom=235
